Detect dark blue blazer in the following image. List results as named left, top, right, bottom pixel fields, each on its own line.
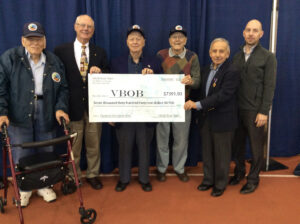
left=111, top=54, right=162, bottom=74
left=197, top=59, right=240, bottom=132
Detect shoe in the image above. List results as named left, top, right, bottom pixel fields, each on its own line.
left=20, top=191, right=32, bottom=207
left=86, top=177, right=103, bottom=190
left=175, top=172, right=189, bottom=182
left=229, top=174, right=245, bottom=185
left=240, top=183, right=258, bottom=194
left=211, top=188, right=224, bottom=197
left=115, top=181, right=128, bottom=192
left=139, top=182, right=152, bottom=192
left=197, top=183, right=213, bottom=191
left=156, top=171, right=166, bottom=182
left=37, top=188, right=56, bottom=203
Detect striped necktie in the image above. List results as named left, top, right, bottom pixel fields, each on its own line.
left=80, top=45, right=88, bottom=82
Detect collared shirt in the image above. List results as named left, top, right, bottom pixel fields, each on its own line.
left=74, top=38, right=90, bottom=71
left=26, top=49, right=46, bottom=95
left=196, top=63, right=222, bottom=110
left=128, top=54, right=143, bottom=74
left=206, top=63, right=221, bottom=96
left=168, top=47, right=186, bottom=59
left=243, top=44, right=257, bottom=62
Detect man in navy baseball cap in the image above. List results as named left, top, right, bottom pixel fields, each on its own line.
left=127, top=24, right=145, bottom=38
left=22, top=22, right=45, bottom=37
left=0, top=21, right=69, bottom=207
left=169, top=25, right=187, bottom=37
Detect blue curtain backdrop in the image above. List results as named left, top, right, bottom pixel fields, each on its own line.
left=0, top=0, right=298, bottom=175
left=271, top=1, right=300, bottom=156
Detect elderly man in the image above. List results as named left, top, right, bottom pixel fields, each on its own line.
left=230, top=19, right=277, bottom=194
left=156, top=25, right=200, bottom=182
left=0, top=22, right=69, bottom=207
left=185, top=38, right=239, bottom=197
left=110, top=25, right=162, bottom=192
left=54, top=15, right=109, bottom=190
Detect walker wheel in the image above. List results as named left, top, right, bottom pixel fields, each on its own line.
left=79, top=208, right=97, bottom=224
left=61, top=180, right=77, bottom=195
left=0, top=196, right=5, bottom=213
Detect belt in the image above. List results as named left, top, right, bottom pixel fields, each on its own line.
left=34, top=95, right=43, bottom=100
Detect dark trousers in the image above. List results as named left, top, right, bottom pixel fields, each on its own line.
left=0, top=176, right=3, bottom=189
left=200, top=118, right=234, bottom=190
left=233, top=110, right=264, bottom=184
left=116, top=123, right=154, bottom=184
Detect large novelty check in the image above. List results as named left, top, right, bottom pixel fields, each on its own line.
left=88, top=74, right=185, bottom=122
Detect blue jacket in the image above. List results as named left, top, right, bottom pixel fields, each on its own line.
left=0, top=46, right=68, bottom=131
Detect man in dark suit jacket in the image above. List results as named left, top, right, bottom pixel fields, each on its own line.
left=110, top=25, right=162, bottom=192
left=185, top=38, right=240, bottom=197
left=54, top=15, right=109, bottom=190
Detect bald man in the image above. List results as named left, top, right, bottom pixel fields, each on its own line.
left=54, top=15, right=109, bottom=190
left=230, top=19, right=277, bottom=194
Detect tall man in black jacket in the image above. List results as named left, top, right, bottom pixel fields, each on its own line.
left=229, top=19, right=277, bottom=194
left=54, top=15, right=109, bottom=190
left=185, top=38, right=239, bottom=197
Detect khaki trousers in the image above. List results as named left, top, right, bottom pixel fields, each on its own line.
left=69, top=111, right=102, bottom=179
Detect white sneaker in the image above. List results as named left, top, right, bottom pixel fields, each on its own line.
left=37, top=188, right=56, bottom=203
left=20, top=191, right=32, bottom=207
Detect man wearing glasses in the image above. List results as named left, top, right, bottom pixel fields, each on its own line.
left=156, top=25, right=200, bottom=182
left=54, top=15, right=109, bottom=190
left=0, top=22, right=69, bottom=207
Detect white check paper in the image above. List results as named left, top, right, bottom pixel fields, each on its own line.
left=88, top=74, right=185, bottom=122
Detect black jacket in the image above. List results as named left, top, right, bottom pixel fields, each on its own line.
left=232, top=43, right=277, bottom=115
left=54, top=42, right=109, bottom=121
left=196, top=60, right=240, bottom=132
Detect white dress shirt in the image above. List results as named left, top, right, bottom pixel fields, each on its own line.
left=26, top=49, right=46, bottom=95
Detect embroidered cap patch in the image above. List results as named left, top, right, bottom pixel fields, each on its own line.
left=28, top=23, right=38, bottom=31
left=132, top=24, right=141, bottom=30
left=52, top=72, right=61, bottom=83
left=175, top=25, right=183, bottom=31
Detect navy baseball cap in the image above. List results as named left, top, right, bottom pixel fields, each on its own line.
left=169, top=25, right=187, bottom=37
left=127, top=24, right=145, bottom=38
left=22, top=22, right=45, bottom=37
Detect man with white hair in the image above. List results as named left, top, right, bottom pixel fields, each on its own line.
left=55, top=15, right=109, bottom=190
left=156, top=25, right=200, bottom=182
left=110, top=25, right=162, bottom=192
left=185, top=38, right=239, bottom=197
left=0, top=21, right=69, bottom=207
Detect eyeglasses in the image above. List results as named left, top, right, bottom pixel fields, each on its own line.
left=76, top=23, right=94, bottom=29
left=128, top=37, right=143, bottom=41
left=170, top=35, right=185, bottom=40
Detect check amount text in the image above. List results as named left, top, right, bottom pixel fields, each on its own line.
left=163, top=91, right=183, bottom=96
